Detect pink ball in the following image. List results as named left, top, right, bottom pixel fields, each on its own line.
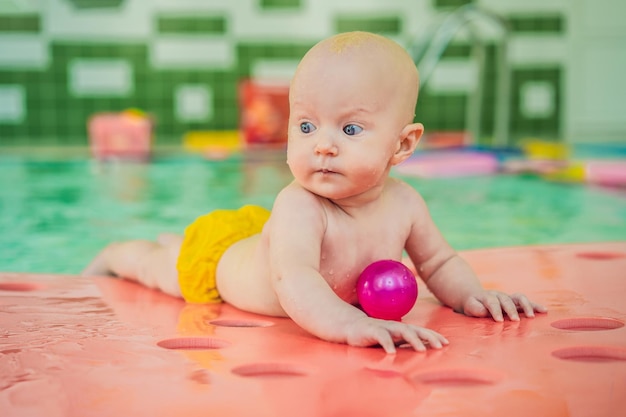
left=357, top=260, right=418, bottom=321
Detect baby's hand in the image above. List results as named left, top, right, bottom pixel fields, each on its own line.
left=461, top=291, right=547, bottom=322
left=345, top=317, right=449, bottom=354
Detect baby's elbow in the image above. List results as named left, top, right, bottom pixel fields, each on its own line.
left=421, top=252, right=458, bottom=282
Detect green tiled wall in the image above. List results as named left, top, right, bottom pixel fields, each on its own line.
left=0, top=0, right=566, bottom=146
left=67, top=0, right=125, bottom=9
left=335, top=16, right=402, bottom=34
left=0, top=14, right=40, bottom=32
left=434, top=0, right=475, bottom=9
left=509, top=15, right=564, bottom=33
left=157, top=16, right=228, bottom=34
left=511, top=67, right=561, bottom=135
left=261, top=0, right=302, bottom=9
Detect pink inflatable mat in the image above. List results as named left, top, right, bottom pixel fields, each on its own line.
left=2, top=242, right=625, bottom=417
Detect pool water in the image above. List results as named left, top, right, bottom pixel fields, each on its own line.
left=1, top=151, right=625, bottom=274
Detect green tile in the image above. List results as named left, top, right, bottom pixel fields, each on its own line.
left=133, top=69, right=241, bottom=143
left=414, top=42, right=561, bottom=143
left=441, top=44, right=472, bottom=59
left=260, top=0, right=301, bottom=9
left=157, top=15, right=227, bottom=34
left=49, top=42, right=149, bottom=141
left=335, top=16, right=402, bottom=34
left=0, top=14, right=40, bottom=32
left=237, top=42, right=312, bottom=79
left=433, top=0, right=474, bottom=9
left=509, top=15, right=564, bottom=34
left=66, top=0, right=125, bottom=10
left=416, top=94, right=466, bottom=131
left=510, top=67, right=561, bottom=139
left=52, top=42, right=147, bottom=62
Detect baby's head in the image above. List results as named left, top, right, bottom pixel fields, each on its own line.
left=290, top=31, right=420, bottom=128
left=287, top=32, right=424, bottom=201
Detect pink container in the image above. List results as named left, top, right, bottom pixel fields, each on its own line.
left=88, top=111, right=153, bottom=160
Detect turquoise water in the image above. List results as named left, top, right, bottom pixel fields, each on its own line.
left=1, top=151, right=625, bottom=274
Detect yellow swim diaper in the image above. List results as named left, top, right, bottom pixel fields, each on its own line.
left=177, top=205, right=270, bottom=303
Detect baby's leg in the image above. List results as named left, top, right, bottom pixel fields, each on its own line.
left=82, top=235, right=183, bottom=298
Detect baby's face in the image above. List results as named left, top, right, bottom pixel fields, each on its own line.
left=286, top=38, right=416, bottom=202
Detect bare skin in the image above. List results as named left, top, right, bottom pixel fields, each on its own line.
left=83, top=32, right=546, bottom=354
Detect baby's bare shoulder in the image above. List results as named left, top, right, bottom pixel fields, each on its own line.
left=387, top=178, right=427, bottom=207
left=270, top=182, right=328, bottom=233
left=274, top=182, right=323, bottom=212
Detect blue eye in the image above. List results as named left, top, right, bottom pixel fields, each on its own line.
left=300, top=122, right=316, bottom=134
left=343, top=124, right=363, bottom=136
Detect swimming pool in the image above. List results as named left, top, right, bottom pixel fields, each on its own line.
left=1, top=149, right=625, bottom=274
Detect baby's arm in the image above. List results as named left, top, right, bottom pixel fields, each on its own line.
left=268, top=186, right=448, bottom=353
left=405, top=192, right=546, bottom=321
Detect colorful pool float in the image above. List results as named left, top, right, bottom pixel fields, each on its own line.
left=394, top=150, right=500, bottom=177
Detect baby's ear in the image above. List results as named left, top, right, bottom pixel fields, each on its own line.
left=391, top=123, right=424, bottom=165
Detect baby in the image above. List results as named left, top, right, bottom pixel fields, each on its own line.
left=83, top=31, right=546, bottom=354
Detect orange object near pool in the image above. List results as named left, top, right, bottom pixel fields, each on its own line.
left=1, top=242, right=625, bottom=416
left=238, top=79, right=290, bottom=146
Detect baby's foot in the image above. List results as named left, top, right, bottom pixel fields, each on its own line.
left=81, top=245, right=117, bottom=277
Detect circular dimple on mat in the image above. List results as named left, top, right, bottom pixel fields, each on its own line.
left=232, top=363, right=308, bottom=378
left=576, top=251, right=626, bottom=260
left=157, top=337, right=230, bottom=350
left=551, top=317, right=624, bottom=331
left=412, top=368, right=503, bottom=387
left=0, top=282, right=42, bottom=292
left=552, top=346, right=626, bottom=363
left=209, top=319, right=274, bottom=328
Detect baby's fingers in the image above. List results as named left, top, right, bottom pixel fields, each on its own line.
left=394, top=327, right=427, bottom=352
left=371, top=326, right=398, bottom=354
left=497, top=293, right=520, bottom=321
left=480, top=293, right=506, bottom=322
left=413, top=327, right=449, bottom=350
left=390, top=324, right=448, bottom=353
left=511, top=293, right=548, bottom=317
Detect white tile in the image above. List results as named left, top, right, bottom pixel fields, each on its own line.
left=426, top=59, right=478, bottom=93
left=46, top=0, right=152, bottom=41
left=479, top=0, right=569, bottom=14
left=0, top=35, right=48, bottom=69
left=251, top=59, right=299, bottom=81
left=69, top=59, right=133, bottom=97
left=521, top=81, right=555, bottom=118
left=0, top=84, right=25, bottom=123
left=0, top=0, right=41, bottom=13
left=150, top=37, right=234, bottom=69
left=175, top=84, right=212, bottom=122
left=509, top=36, right=566, bottom=65
left=152, top=0, right=251, bottom=13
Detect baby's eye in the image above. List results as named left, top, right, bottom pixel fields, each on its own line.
left=300, top=122, right=316, bottom=134
left=343, top=124, right=363, bottom=136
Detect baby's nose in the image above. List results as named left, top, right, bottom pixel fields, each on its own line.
left=314, top=136, right=338, bottom=155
